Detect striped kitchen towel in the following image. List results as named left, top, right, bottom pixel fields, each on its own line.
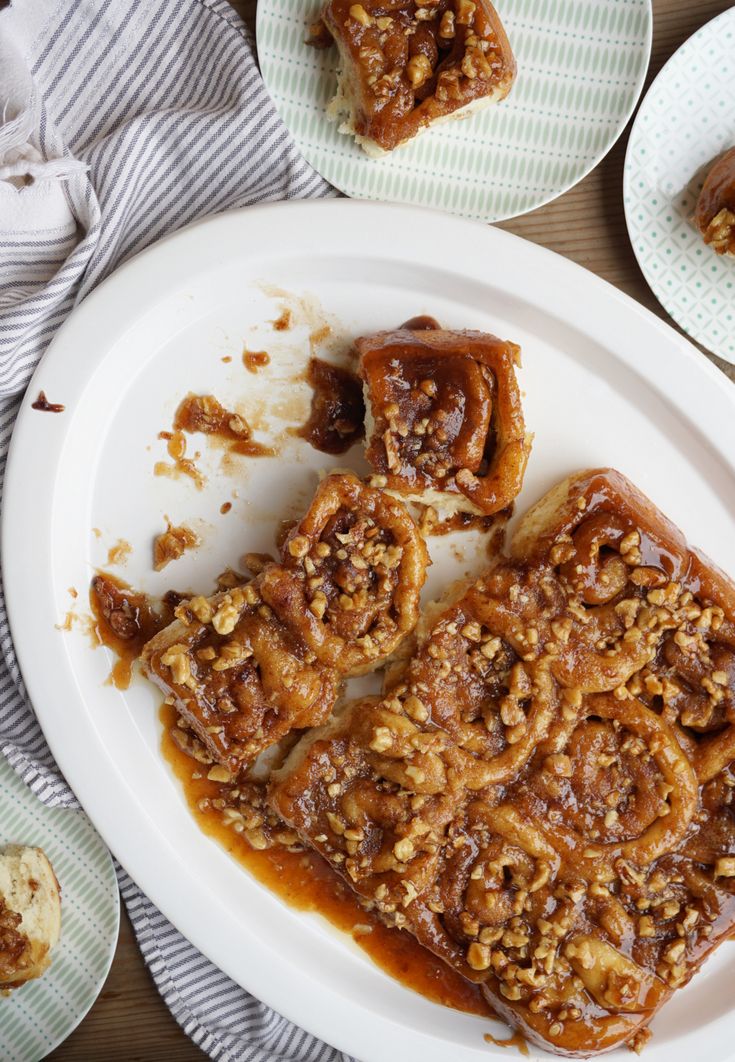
left=0, top=1, right=350, bottom=1059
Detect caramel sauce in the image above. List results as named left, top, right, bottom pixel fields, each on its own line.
left=309, top=324, right=332, bottom=351
left=107, top=538, right=132, bottom=566
left=155, top=430, right=206, bottom=489
left=272, top=308, right=293, bottom=331
left=296, top=357, right=365, bottom=455
left=417, top=506, right=504, bottom=537
left=222, top=356, right=232, bottom=364
left=159, top=702, right=494, bottom=1020
left=31, top=391, right=64, bottom=412
left=220, top=502, right=232, bottom=515
left=174, top=393, right=274, bottom=458
left=400, top=315, right=441, bottom=331
left=243, top=349, right=270, bottom=374
left=484, top=1030, right=529, bottom=1056
left=242, top=552, right=275, bottom=576
left=89, top=574, right=176, bottom=689
left=0, top=897, right=30, bottom=986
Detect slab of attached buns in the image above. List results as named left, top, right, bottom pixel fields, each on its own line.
left=141, top=473, right=428, bottom=774
left=270, top=468, right=735, bottom=1057
left=0, top=845, right=61, bottom=993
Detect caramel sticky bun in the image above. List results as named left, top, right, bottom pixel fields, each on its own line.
left=694, top=147, right=735, bottom=256
left=359, top=320, right=531, bottom=516
left=319, top=0, right=516, bottom=156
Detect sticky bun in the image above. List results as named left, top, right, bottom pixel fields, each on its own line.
left=694, top=147, right=735, bottom=256
left=0, top=846, right=61, bottom=994
left=359, top=321, right=531, bottom=516
left=319, top=0, right=516, bottom=155
left=260, top=472, right=429, bottom=675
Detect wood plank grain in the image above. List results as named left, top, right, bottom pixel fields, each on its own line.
left=49, top=1, right=735, bottom=1057
left=50, top=908, right=203, bottom=1059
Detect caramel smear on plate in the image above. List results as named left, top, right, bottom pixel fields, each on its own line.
left=89, top=573, right=180, bottom=689
left=484, top=1030, right=529, bottom=1056
left=174, top=393, right=274, bottom=458
left=155, top=429, right=206, bottom=489
left=107, top=538, right=132, bottom=566
left=243, top=349, right=270, bottom=374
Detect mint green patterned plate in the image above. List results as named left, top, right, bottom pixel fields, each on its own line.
left=257, top=0, right=652, bottom=222
left=0, top=756, right=119, bottom=1061
left=624, top=9, right=735, bottom=365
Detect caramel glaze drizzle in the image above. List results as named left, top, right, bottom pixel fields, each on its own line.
left=89, top=574, right=182, bottom=689
left=31, top=391, right=65, bottom=412
left=243, top=350, right=270, bottom=374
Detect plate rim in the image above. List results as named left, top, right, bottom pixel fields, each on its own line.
left=3, top=198, right=735, bottom=1062
left=256, top=0, right=654, bottom=224
left=623, top=6, right=735, bottom=365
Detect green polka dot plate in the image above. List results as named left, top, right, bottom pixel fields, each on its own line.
left=0, top=755, right=119, bottom=1061
left=257, top=0, right=652, bottom=222
left=624, top=8, right=735, bottom=365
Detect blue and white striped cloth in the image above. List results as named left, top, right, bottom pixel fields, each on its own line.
left=0, top=1, right=351, bottom=1058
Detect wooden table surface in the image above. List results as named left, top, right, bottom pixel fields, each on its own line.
left=49, top=0, right=734, bottom=1058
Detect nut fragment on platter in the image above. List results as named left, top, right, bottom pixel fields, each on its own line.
left=153, top=521, right=200, bottom=571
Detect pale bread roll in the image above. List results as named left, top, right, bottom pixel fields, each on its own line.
left=0, top=844, right=61, bottom=993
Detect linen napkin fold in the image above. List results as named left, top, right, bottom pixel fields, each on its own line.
left=0, top=1, right=351, bottom=1058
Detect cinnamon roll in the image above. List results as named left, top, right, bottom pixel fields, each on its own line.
left=260, top=472, right=428, bottom=676
left=270, top=696, right=464, bottom=908
left=142, top=581, right=340, bottom=773
left=694, top=147, right=735, bottom=256
left=142, top=473, right=428, bottom=771
left=319, top=0, right=516, bottom=157
left=359, top=321, right=531, bottom=516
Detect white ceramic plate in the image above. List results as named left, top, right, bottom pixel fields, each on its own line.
left=3, top=201, right=735, bottom=1062
left=0, top=756, right=119, bottom=1062
left=257, top=0, right=652, bottom=223
left=624, top=8, right=735, bottom=365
